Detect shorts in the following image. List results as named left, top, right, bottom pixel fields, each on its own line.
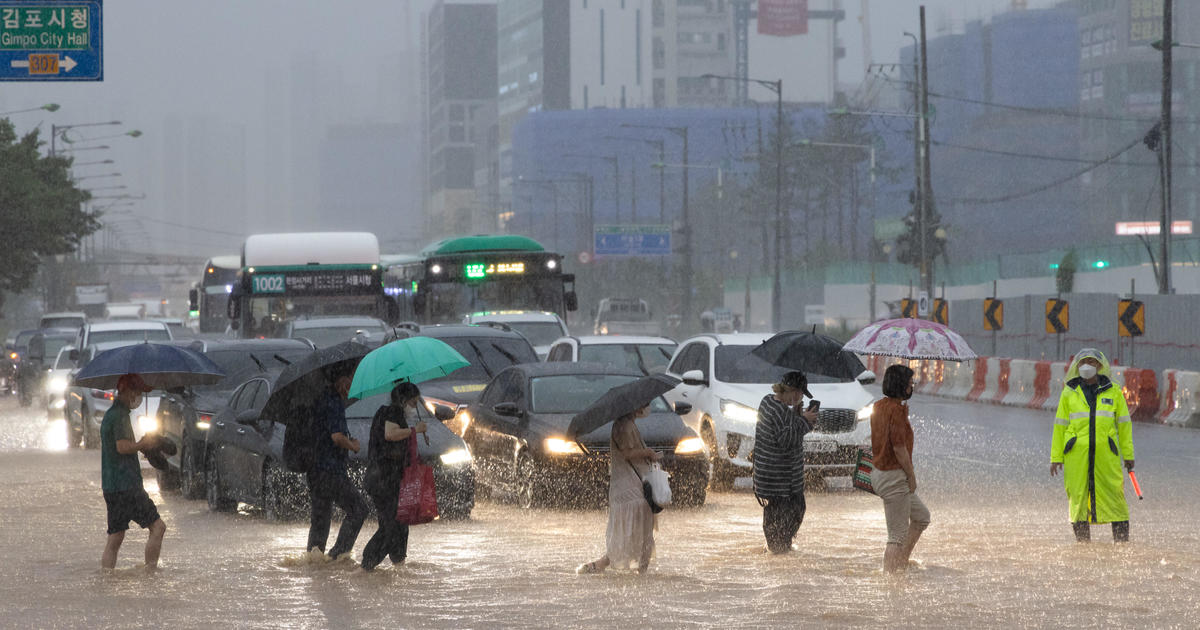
left=104, top=488, right=161, bottom=535
left=871, top=468, right=931, bottom=545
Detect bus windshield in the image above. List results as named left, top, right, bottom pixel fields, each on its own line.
left=244, top=296, right=383, bottom=338
left=426, top=278, right=564, bottom=324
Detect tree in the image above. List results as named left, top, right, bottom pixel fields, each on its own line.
left=0, top=119, right=97, bottom=307
left=1056, top=249, right=1078, bottom=294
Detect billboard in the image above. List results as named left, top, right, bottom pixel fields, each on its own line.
left=758, top=0, right=808, bottom=37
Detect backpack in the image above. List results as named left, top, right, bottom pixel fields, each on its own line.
left=282, top=421, right=316, bottom=473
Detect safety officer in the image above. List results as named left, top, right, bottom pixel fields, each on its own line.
left=1050, top=348, right=1135, bottom=542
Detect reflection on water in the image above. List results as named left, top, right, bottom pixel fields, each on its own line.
left=43, top=419, right=69, bottom=451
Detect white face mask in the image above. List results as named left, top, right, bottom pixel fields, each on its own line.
left=1077, top=364, right=1098, bottom=380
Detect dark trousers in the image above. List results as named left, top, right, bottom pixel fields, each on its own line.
left=1073, top=520, right=1129, bottom=542
left=306, top=469, right=369, bottom=558
left=361, top=485, right=410, bottom=570
left=762, top=494, right=807, bottom=554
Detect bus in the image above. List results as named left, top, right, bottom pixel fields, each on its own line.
left=226, top=232, right=394, bottom=338
left=385, top=235, right=577, bottom=324
left=188, top=255, right=239, bottom=333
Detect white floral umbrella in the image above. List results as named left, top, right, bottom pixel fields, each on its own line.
left=843, top=318, right=978, bottom=362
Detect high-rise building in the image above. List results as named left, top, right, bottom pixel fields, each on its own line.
left=653, top=0, right=737, bottom=108
left=427, top=0, right=498, bottom=237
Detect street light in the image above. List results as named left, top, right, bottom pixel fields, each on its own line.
left=75, top=171, right=121, bottom=180
left=56, top=144, right=110, bottom=153
left=563, top=153, right=621, bottom=221
left=66, top=129, right=143, bottom=143
left=702, top=73, right=784, bottom=331
left=0, top=103, right=59, bottom=116
left=83, top=185, right=127, bottom=192
left=604, top=135, right=667, bottom=223
left=50, top=120, right=120, bottom=156
left=71, top=158, right=115, bottom=167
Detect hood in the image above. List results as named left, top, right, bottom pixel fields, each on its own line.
left=530, top=410, right=694, bottom=448
left=1066, top=348, right=1111, bottom=382
left=344, top=396, right=468, bottom=459
left=715, top=381, right=873, bottom=411
left=412, top=379, right=489, bottom=407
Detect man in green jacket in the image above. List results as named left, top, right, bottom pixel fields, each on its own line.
left=100, top=373, right=168, bottom=569
left=1050, top=349, right=1135, bottom=542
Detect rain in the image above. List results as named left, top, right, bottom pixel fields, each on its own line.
left=2, top=1, right=1200, bottom=628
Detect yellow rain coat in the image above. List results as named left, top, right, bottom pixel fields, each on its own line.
left=1050, top=349, right=1135, bottom=524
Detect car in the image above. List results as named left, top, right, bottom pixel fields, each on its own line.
left=457, top=362, right=709, bottom=508
left=154, top=338, right=317, bottom=499
left=593, top=297, right=662, bottom=336
left=461, top=311, right=569, bottom=359
left=274, top=315, right=391, bottom=348
left=65, top=341, right=165, bottom=449
left=43, top=345, right=76, bottom=419
left=203, top=371, right=476, bottom=521
left=23, top=330, right=77, bottom=409
left=38, top=311, right=87, bottom=331
left=661, top=333, right=877, bottom=490
left=5, top=329, right=38, bottom=405
left=401, top=325, right=542, bottom=432
left=150, top=317, right=194, bottom=338
left=73, top=320, right=172, bottom=353
left=545, top=335, right=678, bottom=375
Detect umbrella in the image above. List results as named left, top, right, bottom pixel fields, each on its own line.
left=348, top=336, right=469, bottom=400
left=842, top=318, right=977, bottom=362
left=749, top=330, right=867, bottom=380
left=73, top=342, right=225, bottom=390
left=259, top=340, right=371, bottom=425
left=567, top=373, right=680, bottom=441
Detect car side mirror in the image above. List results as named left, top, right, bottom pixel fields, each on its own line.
left=188, top=288, right=199, bottom=312
left=433, top=404, right=456, bottom=421
left=493, top=402, right=522, bottom=418
left=235, top=409, right=259, bottom=425
left=674, top=402, right=692, bottom=416
left=856, top=370, right=877, bottom=385
left=681, top=369, right=707, bottom=387
left=564, top=291, right=578, bottom=312
left=68, top=348, right=79, bottom=362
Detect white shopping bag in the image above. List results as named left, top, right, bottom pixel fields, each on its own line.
left=646, top=463, right=672, bottom=506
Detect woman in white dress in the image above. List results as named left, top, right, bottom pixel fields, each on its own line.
left=577, top=404, right=661, bottom=574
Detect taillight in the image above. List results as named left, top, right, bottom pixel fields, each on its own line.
left=8, top=352, right=17, bottom=361
left=90, top=390, right=114, bottom=401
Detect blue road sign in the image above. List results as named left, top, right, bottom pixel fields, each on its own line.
left=594, top=225, right=672, bottom=256
left=0, top=1, right=102, bottom=81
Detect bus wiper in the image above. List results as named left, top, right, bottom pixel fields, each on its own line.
left=273, top=354, right=292, bottom=366
left=249, top=353, right=267, bottom=372
left=467, top=340, right=494, bottom=378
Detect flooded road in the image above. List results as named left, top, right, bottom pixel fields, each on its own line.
left=1, top=395, right=1198, bottom=628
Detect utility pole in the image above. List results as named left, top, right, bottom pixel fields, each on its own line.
left=773, top=79, right=784, bottom=331
left=1160, top=0, right=1173, bottom=294
left=919, top=6, right=934, bottom=298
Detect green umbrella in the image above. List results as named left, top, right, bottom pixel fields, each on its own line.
left=348, top=337, right=470, bottom=400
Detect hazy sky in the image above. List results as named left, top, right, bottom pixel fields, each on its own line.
left=0, top=0, right=1059, bottom=257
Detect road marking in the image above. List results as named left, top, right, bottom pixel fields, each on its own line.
left=941, top=455, right=1003, bottom=467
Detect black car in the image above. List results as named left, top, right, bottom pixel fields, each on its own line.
left=459, top=362, right=710, bottom=509
left=203, top=371, right=476, bottom=521
left=6, top=329, right=38, bottom=406
left=400, top=325, right=542, bottom=432
left=155, top=338, right=317, bottom=499
left=12, top=328, right=75, bottom=407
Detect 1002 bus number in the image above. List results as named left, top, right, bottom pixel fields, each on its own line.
left=251, top=274, right=285, bottom=293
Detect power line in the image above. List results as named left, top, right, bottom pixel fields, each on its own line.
left=112, top=213, right=247, bottom=238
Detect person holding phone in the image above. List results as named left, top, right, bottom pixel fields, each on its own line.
left=752, top=371, right=819, bottom=554
left=870, top=364, right=930, bottom=572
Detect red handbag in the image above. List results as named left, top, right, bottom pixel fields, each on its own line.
left=395, top=436, right=439, bottom=525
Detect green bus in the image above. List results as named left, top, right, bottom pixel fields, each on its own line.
left=384, top=235, right=577, bottom=324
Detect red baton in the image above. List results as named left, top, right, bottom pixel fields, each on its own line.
left=1128, top=470, right=1143, bottom=500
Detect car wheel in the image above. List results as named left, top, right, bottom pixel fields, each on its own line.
left=205, top=451, right=236, bottom=512
left=263, top=460, right=304, bottom=522
left=516, top=454, right=544, bottom=509
left=701, top=421, right=733, bottom=491
left=82, top=406, right=98, bottom=449
left=66, top=417, right=82, bottom=450
left=179, top=439, right=205, bottom=500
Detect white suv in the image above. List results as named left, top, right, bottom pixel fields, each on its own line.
left=662, top=333, right=876, bottom=489
left=462, top=311, right=569, bottom=359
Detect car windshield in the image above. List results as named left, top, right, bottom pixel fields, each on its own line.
left=291, top=324, right=386, bottom=348
left=426, top=336, right=538, bottom=382
left=578, top=343, right=676, bottom=374
left=41, top=317, right=83, bottom=329
left=501, top=321, right=564, bottom=347
left=714, top=345, right=850, bottom=384
left=43, top=337, right=73, bottom=359
left=194, top=347, right=314, bottom=394
left=53, top=348, right=76, bottom=370
left=90, top=329, right=171, bottom=344
left=14, top=331, right=35, bottom=349
left=530, top=374, right=672, bottom=415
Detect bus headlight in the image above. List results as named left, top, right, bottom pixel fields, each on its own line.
left=544, top=437, right=583, bottom=455
left=675, top=437, right=705, bottom=454
left=547, top=259, right=557, bottom=270
left=138, top=415, right=160, bottom=434
left=431, top=264, right=442, bottom=274
left=439, top=448, right=472, bottom=466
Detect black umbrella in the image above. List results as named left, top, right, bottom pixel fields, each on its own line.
left=749, top=330, right=867, bottom=380
left=567, top=373, right=680, bottom=441
left=260, top=340, right=371, bottom=426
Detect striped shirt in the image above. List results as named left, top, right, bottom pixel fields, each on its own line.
left=752, top=394, right=813, bottom=498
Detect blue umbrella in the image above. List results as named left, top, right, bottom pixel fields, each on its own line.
left=73, top=342, right=224, bottom=390
left=348, top=337, right=469, bottom=400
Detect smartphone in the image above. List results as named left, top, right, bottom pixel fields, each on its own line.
left=806, top=399, right=821, bottom=413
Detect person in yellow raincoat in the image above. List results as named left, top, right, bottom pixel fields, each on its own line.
left=1050, top=348, right=1135, bottom=542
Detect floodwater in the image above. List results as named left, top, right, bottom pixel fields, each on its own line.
left=1, top=395, right=1198, bottom=628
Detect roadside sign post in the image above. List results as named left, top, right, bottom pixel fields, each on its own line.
left=917, top=291, right=930, bottom=317
left=900, top=298, right=916, bottom=319
left=932, top=298, right=948, bottom=325
left=983, top=281, right=1002, bottom=356
left=0, top=1, right=103, bottom=81
left=1046, top=297, right=1069, bottom=361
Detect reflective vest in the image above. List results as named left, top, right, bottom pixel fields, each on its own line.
left=1050, top=377, right=1134, bottom=524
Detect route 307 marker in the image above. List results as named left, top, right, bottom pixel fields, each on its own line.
left=0, top=1, right=102, bottom=81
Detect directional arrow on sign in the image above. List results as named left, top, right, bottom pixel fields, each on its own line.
left=1045, top=299, right=1068, bottom=334
left=984, top=298, right=1004, bottom=331
left=9, top=55, right=74, bottom=73
left=1118, top=299, right=1144, bottom=337
left=10, top=60, right=28, bottom=69
left=62, top=56, right=76, bottom=72
left=933, top=299, right=948, bottom=325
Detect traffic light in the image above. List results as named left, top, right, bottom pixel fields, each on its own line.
left=1092, top=260, right=1108, bottom=269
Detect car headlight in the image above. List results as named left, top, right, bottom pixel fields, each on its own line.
left=544, top=437, right=583, bottom=455
left=675, top=437, right=705, bottom=454
left=720, top=399, right=759, bottom=424
left=439, top=448, right=472, bottom=466
left=47, top=377, right=68, bottom=394
left=856, top=405, right=874, bottom=422
left=138, top=415, right=160, bottom=434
